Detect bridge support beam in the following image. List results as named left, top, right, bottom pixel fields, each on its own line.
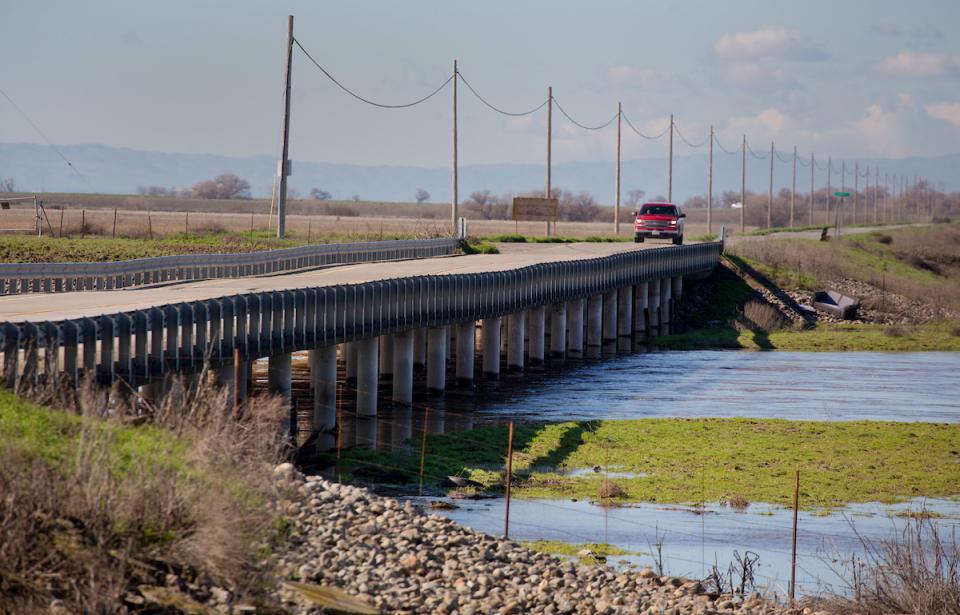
left=602, top=290, right=618, bottom=353
left=427, top=326, right=447, bottom=393
left=391, top=330, right=414, bottom=405
left=586, top=294, right=602, bottom=357
left=549, top=302, right=566, bottom=357
left=344, top=341, right=358, bottom=382
left=507, top=311, right=525, bottom=371
left=617, top=286, right=633, bottom=352
left=310, top=345, right=337, bottom=431
left=567, top=298, right=584, bottom=357
left=634, top=282, right=649, bottom=344
left=527, top=306, right=545, bottom=365
left=660, top=277, right=672, bottom=335
left=481, top=317, right=501, bottom=377
left=648, top=280, right=661, bottom=337
left=379, top=334, right=393, bottom=379
left=355, top=336, right=379, bottom=417
left=455, top=322, right=475, bottom=385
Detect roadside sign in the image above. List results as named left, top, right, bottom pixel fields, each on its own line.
left=834, top=191, right=850, bottom=197
left=512, top=197, right=558, bottom=222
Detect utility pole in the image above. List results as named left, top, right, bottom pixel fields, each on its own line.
left=873, top=167, right=878, bottom=224
left=451, top=60, right=458, bottom=234
left=668, top=114, right=674, bottom=202
left=707, top=125, right=714, bottom=234
left=790, top=145, right=797, bottom=228
left=853, top=163, right=859, bottom=225
left=740, top=135, right=746, bottom=232
left=546, top=86, right=553, bottom=236
left=275, top=15, right=294, bottom=239
left=614, top=102, right=622, bottom=235
left=883, top=172, right=888, bottom=222
left=767, top=141, right=774, bottom=229
left=809, top=152, right=815, bottom=226
left=826, top=157, right=832, bottom=226
left=839, top=160, right=845, bottom=231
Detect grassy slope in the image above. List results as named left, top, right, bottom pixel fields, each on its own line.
left=343, top=419, right=960, bottom=509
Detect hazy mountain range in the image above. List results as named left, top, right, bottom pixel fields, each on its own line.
left=1, top=142, right=956, bottom=204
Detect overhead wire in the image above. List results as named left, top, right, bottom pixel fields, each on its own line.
left=552, top=97, right=618, bottom=131
left=457, top=71, right=549, bottom=117
left=621, top=111, right=670, bottom=140
left=293, top=38, right=452, bottom=109
left=713, top=134, right=740, bottom=155
left=673, top=122, right=710, bottom=148
left=745, top=141, right=769, bottom=160
left=0, top=85, right=96, bottom=192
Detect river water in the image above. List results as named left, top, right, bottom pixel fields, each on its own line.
left=273, top=349, right=960, bottom=596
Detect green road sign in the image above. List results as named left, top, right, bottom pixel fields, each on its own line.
left=834, top=191, right=850, bottom=197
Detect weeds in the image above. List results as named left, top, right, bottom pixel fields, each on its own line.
left=742, top=300, right=784, bottom=332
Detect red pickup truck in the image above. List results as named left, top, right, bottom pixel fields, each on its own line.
left=633, top=202, right=685, bottom=245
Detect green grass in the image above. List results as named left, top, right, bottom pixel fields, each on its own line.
left=462, top=238, right=500, bottom=254
left=522, top=540, right=639, bottom=564
left=0, top=388, right=186, bottom=474
left=0, top=230, right=423, bottom=263
left=340, top=418, right=960, bottom=509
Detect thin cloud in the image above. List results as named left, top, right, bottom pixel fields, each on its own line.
left=925, top=102, right=960, bottom=128
left=713, top=26, right=827, bottom=61
left=607, top=65, right=656, bottom=87
left=874, top=52, right=960, bottom=77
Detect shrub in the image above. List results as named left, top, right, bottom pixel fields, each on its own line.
left=742, top=300, right=784, bottom=332
left=728, top=494, right=750, bottom=511
left=598, top=479, right=627, bottom=499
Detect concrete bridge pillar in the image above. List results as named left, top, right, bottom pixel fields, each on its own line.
left=586, top=295, right=603, bottom=357
left=413, top=328, right=427, bottom=368
left=267, top=353, right=292, bottom=407
left=549, top=303, right=567, bottom=357
left=355, top=336, right=379, bottom=417
left=344, top=341, right=358, bottom=382
left=391, top=330, right=414, bottom=405
left=455, top=322, right=476, bottom=385
left=602, top=290, right=618, bottom=352
left=672, top=275, right=683, bottom=301
left=427, top=325, right=447, bottom=392
left=310, top=345, right=337, bottom=432
left=660, top=277, right=672, bottom=335
left=527, top=306, right=545, bottom=365
left=506, top=312, right=525, bottom=371
left=648, top=281, right=661, bottom=337
left=379, top=335, right=393, bottom=379
left=566, top=298, right=584, bottom=357
left=617, top=286, right=634, bottom=352
left=634, top=282, right=649, bottom=344
left=481, top=317, right=501, bottom=377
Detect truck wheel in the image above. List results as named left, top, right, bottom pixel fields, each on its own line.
left=634, top=235, right=644, bottom=243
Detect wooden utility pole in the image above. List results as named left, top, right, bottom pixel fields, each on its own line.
left=739, top=135, right=746, bottom=232
left=707, top=125, right=713, bottom=234
left=883, top=172, right=888, bottom=222
left=853, top=163, right=859, bottom=225
left=451, top=60, right=458, bottom=234
left=838, top=160, right=845, bottom=231
left=668, top=114, right=674, bottom=202
left=809, top=153, right=815, bottom=226
left=276, top=15, right=294, bottom=239
left=504, top=421, right=515, bottom=538
left=112, top=208, right=118, bottom=239
left=767, top=141, right=774, bottom=229
left=419, top=406, right=429, bottom=496
left=873, top=167, right=879, bottom=224
left=614, top=102, right=622, bottom=235
left=546, top=86, right=553, bottom=236
left=826, top=157, right=832, bottom=226
left=790, top=146, right=797, bottom=228
left=789, top=469, right=800, bottom=604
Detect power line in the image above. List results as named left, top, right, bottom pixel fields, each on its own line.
left=673, top=122, right=710, bottom=148
left=293, top=38, right=452, bottom=109
left=713, top=134, right=741, bottom=155
left=746, top=141, right=769, bottom=160
left=621, top=111, right=670, bottom=140
left=457, top=71, right=549, bottom=117
left=553, top=97, right=618, bottom=131
left=774, top=148, right=792, bottom=164
left=0, top=85, right=97, bottom=192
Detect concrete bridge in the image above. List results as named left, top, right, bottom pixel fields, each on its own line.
left=0, top=239, right=722, bottom=437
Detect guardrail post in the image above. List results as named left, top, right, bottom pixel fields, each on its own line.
left=21, top=323, right=38, bottom=385
left=41, top=322, right=59, bottom=380
left=80, top=318, right=97, bottom=381
left=133, top=311, right=148, bottom=382
left=164, top=306, right=179, bottom=372
left=2, top=324, right=19, bottom=388
left=99, top=315, right=115, bottom=386
left=62, top=320, right=78, bottom=383
left=116, top=313, right=132, bottom=382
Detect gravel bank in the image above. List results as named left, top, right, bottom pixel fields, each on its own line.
left=272, top=464, right=819, bottom=615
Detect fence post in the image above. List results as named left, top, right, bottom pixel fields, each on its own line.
left=504, top=420, right=514, bottom=539
left=790, top=468, right=800, bottom=604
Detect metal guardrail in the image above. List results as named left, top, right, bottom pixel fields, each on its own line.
left=0, top=237, right=461, bottom=294
left=0, top=241, right=723, bottom=388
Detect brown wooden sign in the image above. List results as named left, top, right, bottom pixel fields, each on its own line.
left=512, top=197, right=558, bottom=222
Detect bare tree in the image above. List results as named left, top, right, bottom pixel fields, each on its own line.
left=415, top=188, right=430, bottom=204
left=286, top=186, right=300, bottom=200
left=626, top=188, right=646, bottom=207
left=682, top=195, right=707, bottom=209
left=464, top=189, right=509, bottom=220
left=137, top=185, right=173, bottom=196
left=309, top=188, right=332, bottom=201
left=564, top=191, right=600, bottom=222
left=191, top=174, right=251, bottom=199
left=0, top=178, right=15, bottom=192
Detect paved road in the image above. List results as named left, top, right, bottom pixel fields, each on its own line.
left=0, top=242, right=669, bottom=323
left=728, top=223, right=925, bottom=245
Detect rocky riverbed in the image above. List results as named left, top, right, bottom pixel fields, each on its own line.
left=272, top=464, right=823, bottom=615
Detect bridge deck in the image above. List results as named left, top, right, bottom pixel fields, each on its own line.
left=0, top=242, right=663, bottom=323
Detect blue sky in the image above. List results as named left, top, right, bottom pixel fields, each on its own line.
left=2, top=0, right=959, bottom=169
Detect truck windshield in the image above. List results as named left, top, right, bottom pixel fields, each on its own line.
left=639, top=205, right=677, bottom=216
